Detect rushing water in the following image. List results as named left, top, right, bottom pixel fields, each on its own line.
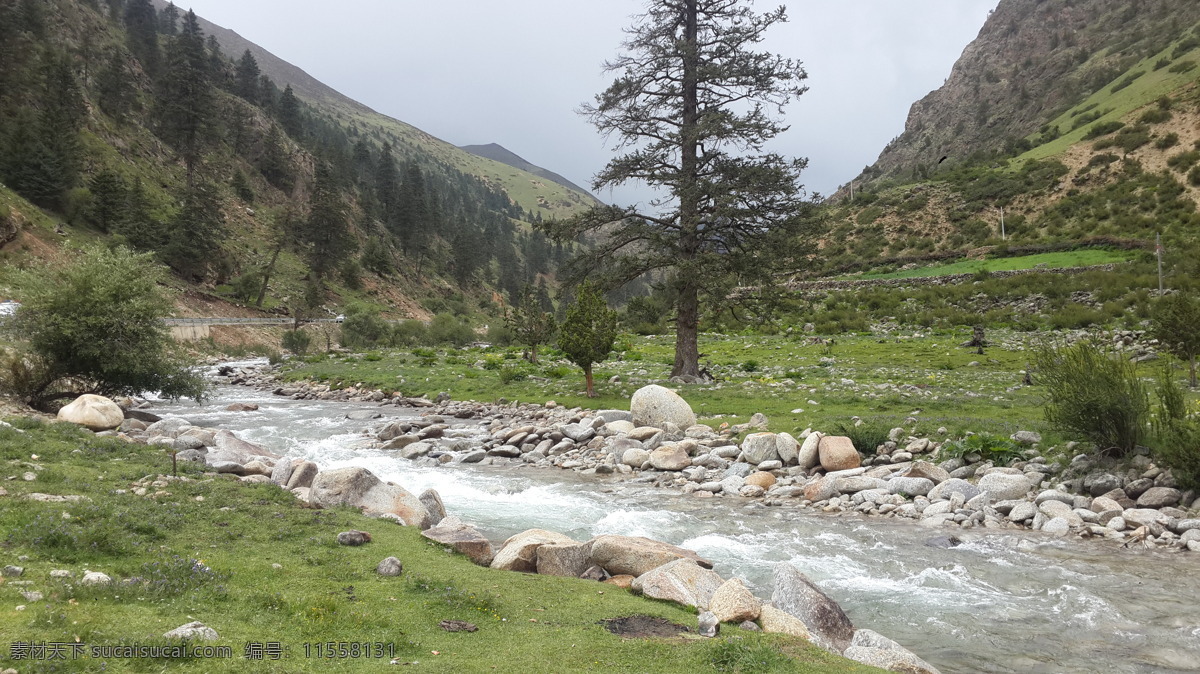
left=151, top=362, right=1200, bottom=673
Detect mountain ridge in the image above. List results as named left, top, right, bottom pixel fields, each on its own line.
left=459, top=143, right=599, bottom=205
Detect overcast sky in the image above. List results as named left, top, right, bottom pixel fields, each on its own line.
left=180, top=0, right=998, bottom=205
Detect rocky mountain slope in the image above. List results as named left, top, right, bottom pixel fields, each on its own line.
left=855, top=0, right=1200, bottom=187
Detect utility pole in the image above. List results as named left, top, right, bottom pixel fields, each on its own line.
left=1156, top=232, right=1164, bottom=294
left=849, top=181, right=854, bottom=203
left=999, top=207, right=1006, bottom=241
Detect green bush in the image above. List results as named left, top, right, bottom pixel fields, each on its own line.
left=391, top=319, right=428, bottom=347
left=741, top=360, right=759, bottom=372
left=1139, top=107, right=1173, bottom=125
left=938, top=432, right=1024, bottom=466
left=339, top=305, right=390, bottom=349
left=1033, top=340, right=1149, bottom=455
left=498, top=365, right=528, bottom=384
left=281, top=329, right=311, bottom=356
left=428, top=313, right=476, bottom=346
left=830, top=421, right=891, bottom=455
left=1156, top=133, right=1180, bottom=150
left=1152, top=367, right=1200, bottom=489
left=1083, top=121, right=1125, bottom=140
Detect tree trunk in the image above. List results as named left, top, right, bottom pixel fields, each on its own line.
left=672, top=0, right=701, bottom=380
left=584, top=365, right=595, bottom=398
left=256, top=243, right=282, bottom=308
left=673, top=280, right=700, bottom=377
left=1191, top=356, right=1197, bottom=389
left=529, top=344, right=539, bottom=365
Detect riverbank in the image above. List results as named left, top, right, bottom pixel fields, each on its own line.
left=234, top=360, right=1200, bottom=554
left=0, top=414, right=887, bottom=673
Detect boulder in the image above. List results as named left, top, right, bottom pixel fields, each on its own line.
left=818, top=436, right=860, bottom=472
left=741, top=433, right=780, bottom=465
left=928, top=478, right=982, bottom=502
left=163, top=621, right=218, bottom=642
left=772, top=563, right=854, bottom=653
left=1136, top=487, right=1182, bottom=509
left=419, top=489, right=447, bottom=527
left=888, top=477, right=934, bottom=497
left=798, top=432, right=822, bottom=470
left=490, top=529, right=576, bottom=573
left=698, top=611, right=720, bottom=638
left=621, top=448, right=651, bottom=468
left=421, top=516, right=494, bottom=566
left=709, top=578, right=761, bottom=623
left=758, top=604, right=813, bottom=640
left=776, top=433, right=800, bottom=465
left=310, top=466, right=431, bottom=528
left=376, top=557, right=404, bottom=576
left=745, top=472, right=777, bottom=490
left=649, top=444, right=692, bottom=471
left=630, top=385, right=697, bottom=430
left=903, top=461, right=950, bottom=484
left=270, top=459, right=296, bottom=487
left=589, top=534, right=712, bottom=577
left=536, top=541, right=595, bottom=577
left=631, top=559, right=724, bottom=610
left=57, top=395, right=124, bottom=432
left=1083, top=472, right=1122, bottom=497
left=209, top=430, right=278, bottom=465
left=844, top=629, right=941, bottom=674
left=803, top=477, right=839, bottom=502
left=145, top=417, right=192, bottom=438
left=285, top=461, right=318, bottom=489
left=978, top=473, right=1030, bottom=501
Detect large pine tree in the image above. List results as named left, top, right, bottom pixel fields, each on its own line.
left=155, top=9, right=212, bottom=183
left=546, top=0, right=809, bottom=378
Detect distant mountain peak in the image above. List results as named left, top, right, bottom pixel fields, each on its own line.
left=459, top=143, right=599, bottom=203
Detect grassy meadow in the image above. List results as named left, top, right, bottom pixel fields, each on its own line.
left=283, top=329, right=1065, bottom=444
left=0, top=418, right=883, bottom=673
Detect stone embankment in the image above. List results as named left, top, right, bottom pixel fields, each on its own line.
left=220, top=363, right=1200, bottom=554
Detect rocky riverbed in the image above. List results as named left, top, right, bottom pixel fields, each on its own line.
left=216, top=361, right=1200, bottom=555
left=81, top=358, right=1200, bottom=673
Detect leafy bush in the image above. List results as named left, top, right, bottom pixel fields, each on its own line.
left=1152, top=367, right=1200, bottom=489
left=741, top=360, right=759, bottom=372
left=391, top=319, right=428, bottom=347
left=1168, top=60, right=1197, bottom=74
left=938, top=432, right=1024, bottom=466
left=3, top=246, right=206, bottom=408
left=281, top=329, right=311, bottom=356
left=339, top=304, right=390, bottom=349
left=498, top=365, right=528, bottom=384
left=428, top=313, right=475, bottom=346
left=1139, top=107, right=1173, bottom=124
left=1083, top=121, right=1125, bottom=140
left=1156, top=132, right=1180, bottom=150
left=1033, top=340, right=1149, bottom=455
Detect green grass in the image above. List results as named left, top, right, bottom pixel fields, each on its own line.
left=1023, top=42, right=1200, bottom=161
left=0, top=418, right=881, bottom=673
left=842, top=250, right=1133, bottom=281
left=283, top=331, right=1070, bottom=441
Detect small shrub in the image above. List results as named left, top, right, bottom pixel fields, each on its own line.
left=830, top=421, right=891, bottom=455
left=1109, top=70, right=1144, bottom=93
left=1156, top=133, right=1180, bottom=150
left=1033, top=340, right=1149, bottom=455
left=741, top=360, right=759, bottom=372
left=428, top=313, right=475, bottom=346
left=1083, top=121, right=1125, bottom=140
left=1139, top=107, right=1173, bottom=125
left=281, top=329, right=311, bottom=356
left=392, top=320, right=428, bottom=347
left=498, top=365, right=528, bottom=384
left=1168, top=60, right=1197, bottom=74
left=939, top=432, right=1024, bottom=466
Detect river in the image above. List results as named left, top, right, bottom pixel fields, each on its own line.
left=151, top=364, right=1200, bottom=673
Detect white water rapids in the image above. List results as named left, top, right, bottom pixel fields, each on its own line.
left=150, top=363, right=1200, bottom=673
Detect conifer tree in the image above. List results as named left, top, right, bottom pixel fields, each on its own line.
left=258, top=124, right=292, bottom=190
left=163, top=180, right=224, bottom=279
left=546, top=0, right=809, bottom=378
left=557, top=282, right=618, bottom=398
left=278, top=84, right=303, bottom=138
left=88, top=169, right=128, bottom=232
left=506, top=284, right=557, bottom=364
left=300, top=162, right=354, bottom=278
left=123, top=0, right=159, bottom=77
left=97, top=50, right=136, bottom=120
left=156, top=10, right=212, bottom=183
left=234, top=49, right=260, bottom=104
left=158, top=2, right=179, bottom=36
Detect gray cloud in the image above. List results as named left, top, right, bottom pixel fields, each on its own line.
left=181, top=0, right=997, bottom=205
